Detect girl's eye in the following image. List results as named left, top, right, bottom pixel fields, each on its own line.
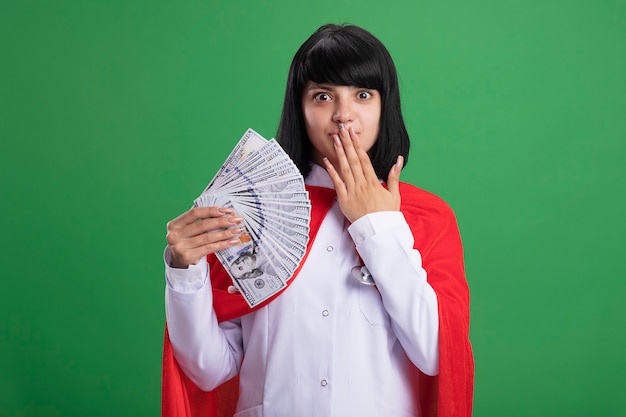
left=357, top=91, right=372, bottom=100
left=313, top=92, right=331, bottom=102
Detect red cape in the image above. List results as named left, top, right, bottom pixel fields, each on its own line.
left=162, top=184, right=474, bottom=416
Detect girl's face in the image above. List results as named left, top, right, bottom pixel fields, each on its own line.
left=302, top=82, right=381, bottom=168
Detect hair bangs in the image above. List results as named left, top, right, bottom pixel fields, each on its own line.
left=299, top=37, right=384, bottom=91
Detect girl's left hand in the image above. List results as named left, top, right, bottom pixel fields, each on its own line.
left=323, top=127, right=403, bottom=223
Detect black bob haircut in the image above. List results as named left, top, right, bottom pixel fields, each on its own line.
left=276, top=23, right=410, bottom=179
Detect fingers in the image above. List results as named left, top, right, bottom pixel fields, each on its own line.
left=334, top=127, right=379, bottom=183
left=168, top=206, right=233, bottom=230
left=386, top=155, right=403, bottom=204
left=168, top=207, right=239, bottom=238
left=166, top=206, right=244, bottom=268
left=334, top=127, right=363, bottom=183
left=169, top=226, right=244, bottom=268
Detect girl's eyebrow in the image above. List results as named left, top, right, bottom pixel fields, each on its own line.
left=307, top=83, right=374, bottom=92
left=306, top=83, right=336, bottom=91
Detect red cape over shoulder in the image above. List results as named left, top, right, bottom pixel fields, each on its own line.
left=162, top=184, right=474, bottom=417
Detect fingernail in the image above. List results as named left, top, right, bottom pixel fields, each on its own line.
left=396, top=155, right=404, bottom=168
left=219, top=207, right=233, bottom=214
left=228, top=216, right=244, bottom=223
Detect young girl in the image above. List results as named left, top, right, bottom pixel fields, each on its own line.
left=162, top=24, right=473, bottom=417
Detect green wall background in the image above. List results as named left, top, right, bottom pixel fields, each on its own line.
left=1, top=1, right=624, bottom=416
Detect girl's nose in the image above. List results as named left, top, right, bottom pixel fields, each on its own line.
left=332, top=99, right=354, bottom=125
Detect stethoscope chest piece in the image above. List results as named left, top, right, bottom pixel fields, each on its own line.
left=351, top=265, right=376, bottom=286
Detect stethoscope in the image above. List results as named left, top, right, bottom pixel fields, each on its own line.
left=351, top=265, right=375, bottom=285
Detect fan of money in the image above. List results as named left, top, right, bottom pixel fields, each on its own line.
left=193, top=129, right=311, bottom=307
